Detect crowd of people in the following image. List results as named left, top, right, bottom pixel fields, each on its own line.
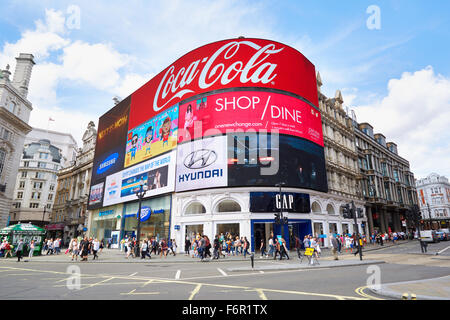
left=120, top=236, right=178, bottom=259
left=67, top=237, right=104, bottom=261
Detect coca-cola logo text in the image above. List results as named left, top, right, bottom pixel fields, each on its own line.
left=153, top=40, right=284, bottom=112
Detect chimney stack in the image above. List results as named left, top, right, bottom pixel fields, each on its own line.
left=12, top=53, right=35, bottom=98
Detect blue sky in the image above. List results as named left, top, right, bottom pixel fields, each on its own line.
left=1, top=0, right=449, bottom=179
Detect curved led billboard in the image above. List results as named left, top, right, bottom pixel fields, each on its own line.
left=90, top=37, right=327, bottom=207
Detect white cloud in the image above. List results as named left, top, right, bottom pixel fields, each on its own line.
left=354, top=66, right=450, bottom=179
left=59, top=41, right=130, bottom=90
left=113, top=72, right=154, bottom=99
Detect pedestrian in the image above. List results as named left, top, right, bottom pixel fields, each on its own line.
left=15, top=239, right=24, bottom=262
left=70, top=238, right=79, bottom=261
left=160, top=239, right=168, bottom=258
left=204, top=236, right=212, bottom=259
left=260, top=238, right=266, bottom=258
left=280, top=237, right=289, bottom=260
left=303, top=235, right=310, bottom=249
left=294, top=236, right=301, bottom=259
left=171, top=239, right=177, bottom=256
left=141, top=240, right=148, bottom=259
left=330, top=234, right=339, bottom=260
left=108, top=238, right=112, bottom=249
left=92, top=238, right=100, bottom=260
left=199, top=235, right=206, bottom=261
left=213, top=235, right=220, bottom=260
left=353, top=236, right=363, bottom=257
left=99, top=239, right=104, bottom=253
left=243, top=237, right=250, bottom=258
left=267, top=236, right=274, bottom=258
left=185, top=237, right=191, bottom=256
left=80, top=237, right=90, bottom=261
left=28, top=240, right=35, bottom=259
left=4, top=241, right=12, bottom=258
left=273, top=237, right=281, bottom=260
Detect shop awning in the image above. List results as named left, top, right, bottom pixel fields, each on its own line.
left=0, top=223, right=46, bottom=235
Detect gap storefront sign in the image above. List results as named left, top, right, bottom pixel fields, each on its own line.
left=249, top=191, right=311, bottom=213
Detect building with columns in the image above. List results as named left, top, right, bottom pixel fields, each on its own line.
left=50, top=122, right=96, bottom=243
left=416, top=173, right=450, bottom=229
left=353, top=121, right=418, bottom=234
left=0, top=53, right=35, bottom=227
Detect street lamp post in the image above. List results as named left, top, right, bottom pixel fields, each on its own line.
left=135, top=179, right=148, bottom=257
left=275, top=182, right=287, bottom=242
left=41, top=206, right=46, bottom=228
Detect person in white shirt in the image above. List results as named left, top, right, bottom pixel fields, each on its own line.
left=53, top=239, right=60, bottom=255
left=92, top=239, right=100, bottom=260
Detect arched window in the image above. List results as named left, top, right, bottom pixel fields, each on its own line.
left=185, top=202, right=206, bottom=215
left=217, top=200, right=241, bottom=213
left=326, top=204, right=335, bottom=215
left=311, top=201, right=322, bottom=214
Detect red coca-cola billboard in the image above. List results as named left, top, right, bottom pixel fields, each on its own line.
left=128, top=38, right=319, bottom=130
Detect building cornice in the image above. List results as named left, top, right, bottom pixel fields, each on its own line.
left=0, top=107, right=32, bottom=134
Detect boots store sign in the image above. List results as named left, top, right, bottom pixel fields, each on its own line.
left=128, top=38, right=319, bottom=130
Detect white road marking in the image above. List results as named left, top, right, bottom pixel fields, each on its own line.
left=217, top=268, right=228, bottom=276
left=175, top=270, right=181, bottom=279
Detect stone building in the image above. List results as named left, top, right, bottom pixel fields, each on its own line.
left=50, top=121, right=96, bottom=242
left=9, top=129, right=78, bottom=228
left=0, top=54, right=35, bottom=227
left=416, top=173, right=450, bottom=229
left=353, top=121, right=418, bottom=234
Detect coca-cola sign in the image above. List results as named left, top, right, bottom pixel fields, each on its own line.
left=129, top=38, right=318, bottom=130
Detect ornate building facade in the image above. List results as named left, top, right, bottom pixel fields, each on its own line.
left=353, top=121, right=418, bottom=234
left=416, top=173, right=450, bottom=229
left=0, top=54, right=35, bottom=227
left=50, top=122, right=96, bottom=242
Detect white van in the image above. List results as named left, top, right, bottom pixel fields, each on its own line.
left=420, top=230, right=439, bottom=243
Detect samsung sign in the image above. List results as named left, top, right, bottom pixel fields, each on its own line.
left=176, top=136, right=228, bottom=192
left=97, top=153, right=119, bottom=175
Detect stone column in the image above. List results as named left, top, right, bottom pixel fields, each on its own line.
left=367, top=206, right=374, bottom=234
left=380, top=208, right=387, bottom=233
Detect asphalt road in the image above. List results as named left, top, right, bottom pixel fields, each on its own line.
left=0, top=240, right=449, bottom=301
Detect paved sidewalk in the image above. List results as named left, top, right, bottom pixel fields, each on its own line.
left=368, top=275, right=450, bottom=300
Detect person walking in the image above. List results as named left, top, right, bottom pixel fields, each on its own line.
left=260, top=239, right=266, bottom=258
left=279, top=237, right=289, bottom=260
left=294, top=236, right=301, bottom=259
left=243, top=237, right=250, bottom=258
left=54, top=238, right=60, bottom=255
left=27, top=240, right=35, bottom=259
left=141, top=240, right=148, bottom=259
left=330, top=234, right=339, bottom=260
left=171, top=239, right=177, bottom=256
left=70, top=238, right=79, bottom=261
left=213, top=235, right=220, bottom=260
left=80, top=237, right=90, bottom=261
left=4, top=241, right=13, bottom=258
left=15, top=239, right=24, bottom=262
left=92, top=238, right=100, bottom=260
left=303, top=235, right=310, bottom=249
left=185, top=237, right=191, bottom=256
left=266, top=236, right=274, bottom=258
left=273, top=238, right=281, bottom=260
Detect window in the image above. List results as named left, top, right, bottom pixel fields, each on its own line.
left=31, top=192, right=41, bottom=200
left=39, top=152, right=49, bottom=159
left=35, top=172, right=45, bottom=179
left=19, top=181, right=25, bottom=189
left=0, top=149, right=6, bottom=176
left=13, top=202, right=21, bottom=209
left=185, top=202, right=206, bottom=215
left=21, top=171, right=27, bottom=178
left=38, top=162, right=46, bottom=168
left=33, top=182, right=43, bottom=189
left=23, top=161, right=29, bottom=167
left=48, top=194, right=53, bottom=201
left=46, top=204, right=52, bottom=210
left=0, top=127, right=12, bottom=141
left=29, top=203, right=39, bottom=209
left=217, top=200, right=241, bottom=213
left=17, top=192, right=23, bottom=199
left=50, top=184, right=55, bottom=191
left=7, top=101, right=16, bottom=114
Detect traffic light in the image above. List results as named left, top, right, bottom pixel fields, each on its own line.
left=274, top=213, right=281, bottom=224
left=341, top=204, right=352, bottom=219
left=356, top=208, right=364, bottom=218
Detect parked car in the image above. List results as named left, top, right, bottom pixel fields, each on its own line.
left=419, top=230, right=439, bottom=243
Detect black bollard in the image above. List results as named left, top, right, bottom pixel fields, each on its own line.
left=251, top=252, right=254, bottom=269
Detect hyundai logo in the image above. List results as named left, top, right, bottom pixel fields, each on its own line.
left=184, top=149, right=217, bottom=169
